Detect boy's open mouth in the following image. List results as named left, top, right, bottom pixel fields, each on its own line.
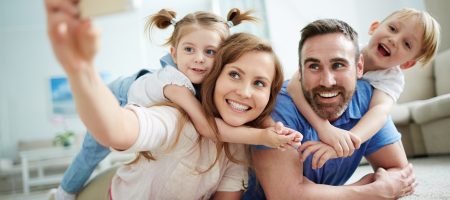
left=378, top=43, right=391, bottom=57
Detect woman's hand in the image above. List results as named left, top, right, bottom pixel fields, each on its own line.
left=45, top=0, right=99, bottom=75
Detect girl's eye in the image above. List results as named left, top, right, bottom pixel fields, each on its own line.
left=229, top=71, right=240, bottom=79
left=205, top=49, right=216, bottom=56
left=254, top=80, right=266, bottom=88
left=184, top=47, right=194, bottom=53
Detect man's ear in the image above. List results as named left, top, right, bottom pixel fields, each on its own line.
left=170, top=46, right=177, bottom=64
left=400, top=60, right=417, bottom=70
left=356, top=54, right=364, bottom=79
left=368, top=21, right=380, bottom=35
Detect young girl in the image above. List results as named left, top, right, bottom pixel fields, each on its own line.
left=289, top=8, right=440, bottom=168
left=46, top=2, right=297, bottom=196
left=45, top=1, right=299, bottom=199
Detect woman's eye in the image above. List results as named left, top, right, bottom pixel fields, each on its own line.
left=254, top=80, right=266, bottom=88
left=205, top=49, right=216, bottom=56
left=229, top=71, right=240, bottom=79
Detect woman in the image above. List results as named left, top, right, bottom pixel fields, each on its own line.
left=45, top=0, right=297, bottom=198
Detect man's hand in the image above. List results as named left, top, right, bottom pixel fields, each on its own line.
left=298, top=141, right=337, bottom=169
left=373, top=163, right=417, bottom=199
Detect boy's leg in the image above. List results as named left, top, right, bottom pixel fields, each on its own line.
left=58, top=69, right=149, bottom=195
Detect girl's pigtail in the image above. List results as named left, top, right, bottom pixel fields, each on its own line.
left=226, top=8, right=257, bottom=27
left=144, top=9, right=177, bottom=38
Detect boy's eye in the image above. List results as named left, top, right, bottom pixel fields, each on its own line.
left=254, top=80, right=266, bottom=88
left=184, top=47, right=194, bottom=53
left=229, top=71, right=240, bottom=79
left=405, top=41, right=411, bottom=49
left=205, top=49, right=216, bottom=56
left=389, top=25, right=397, bottom=32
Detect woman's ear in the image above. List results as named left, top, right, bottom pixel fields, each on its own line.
left=170, top=46, right=177, bottom=64
left=368, top=21, right=380, bottom=35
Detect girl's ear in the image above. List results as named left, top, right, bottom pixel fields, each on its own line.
left=400, top=60, right=417, bottom=70
left=170, top=46, right=177, bottom=64
left=368, top=21, right=380, bottom=35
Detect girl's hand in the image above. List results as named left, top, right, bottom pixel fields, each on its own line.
left=317, top=124, right=361, bottom=157
left=45, top=0, right=99, bottom=74
left=262, top=122, right=303, bottom=150
left=298, top=141, right=337, bottom=169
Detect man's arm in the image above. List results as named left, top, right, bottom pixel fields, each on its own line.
left=252, top=148, right=382, bottom=200
left=366, top=140, right=408, bottom=170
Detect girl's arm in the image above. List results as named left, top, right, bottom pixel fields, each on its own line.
left=164, top=85, right=299, bottom=148
left=45, top=1, right=139, bottom=150
left=350, top=89, right=394, bottom=142
left=286, top=72, right=360, bottom=157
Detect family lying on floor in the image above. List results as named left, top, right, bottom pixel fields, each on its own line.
left=45, top=0, right=440, bottom=199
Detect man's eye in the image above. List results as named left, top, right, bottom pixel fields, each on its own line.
left=332, top=63, right=344, bottom=69
left=229, top=71, right=240, bottom=79
left=308, top=63, right=319, bottom=70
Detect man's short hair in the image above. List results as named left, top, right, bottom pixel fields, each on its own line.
left=298, top=19, right=359, bottom=69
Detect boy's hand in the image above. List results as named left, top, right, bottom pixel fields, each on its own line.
left=298, top=141, right=337, bottom=169
left=317, top=124, right=361, bottom=157
left=263, top=122, right=302, bottom=150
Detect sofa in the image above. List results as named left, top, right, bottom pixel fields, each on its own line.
left=391, top=49, right=450, bottom=157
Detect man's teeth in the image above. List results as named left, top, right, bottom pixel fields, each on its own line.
left=319, top=92, right=338, bottom=98
left=228, top=100, right=249, bottom=111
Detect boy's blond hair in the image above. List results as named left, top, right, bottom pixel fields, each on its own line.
left=382, top=8, right=440, bottom=66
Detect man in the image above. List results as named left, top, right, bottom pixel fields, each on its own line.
left=243, top=19, right=416, bottom=199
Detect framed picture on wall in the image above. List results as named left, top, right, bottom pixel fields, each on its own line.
left=50, top=71, right=112, bottom=115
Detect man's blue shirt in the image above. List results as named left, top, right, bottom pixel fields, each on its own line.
left=243, top=79, right=401, bottom=199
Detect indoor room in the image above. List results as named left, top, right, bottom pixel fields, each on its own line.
left=1, top=0, right=449, bottom=199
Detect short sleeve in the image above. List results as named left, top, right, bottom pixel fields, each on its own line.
left=117, top=105, right=180, bottom=153
left=128, top=67, right=196, bottom=106
left=363, top=66, right=404, bottom=102
left=364, top=116, right=402, bottom=156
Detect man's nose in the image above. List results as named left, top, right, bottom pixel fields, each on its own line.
left=319, top=70, right=336, bottom=87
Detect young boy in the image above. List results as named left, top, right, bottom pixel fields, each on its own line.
left=288, top=8, right=440, bottom=168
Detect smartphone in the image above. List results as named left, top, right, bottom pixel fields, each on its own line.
left=79, top=0, right=141, bottom=18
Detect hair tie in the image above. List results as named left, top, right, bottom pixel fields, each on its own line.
left=170, top=18, right=178, bottom=26
left=226, top=20, right=234, bottom=28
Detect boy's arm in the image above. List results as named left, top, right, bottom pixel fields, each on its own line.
left=164, top=85, right=298, bottom=147
left=350, top=89, right=394, bottom=142
left=287, top=72, right=360, bottom=157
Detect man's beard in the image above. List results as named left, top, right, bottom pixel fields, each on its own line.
left=302, top=84, right=354, bottom=120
